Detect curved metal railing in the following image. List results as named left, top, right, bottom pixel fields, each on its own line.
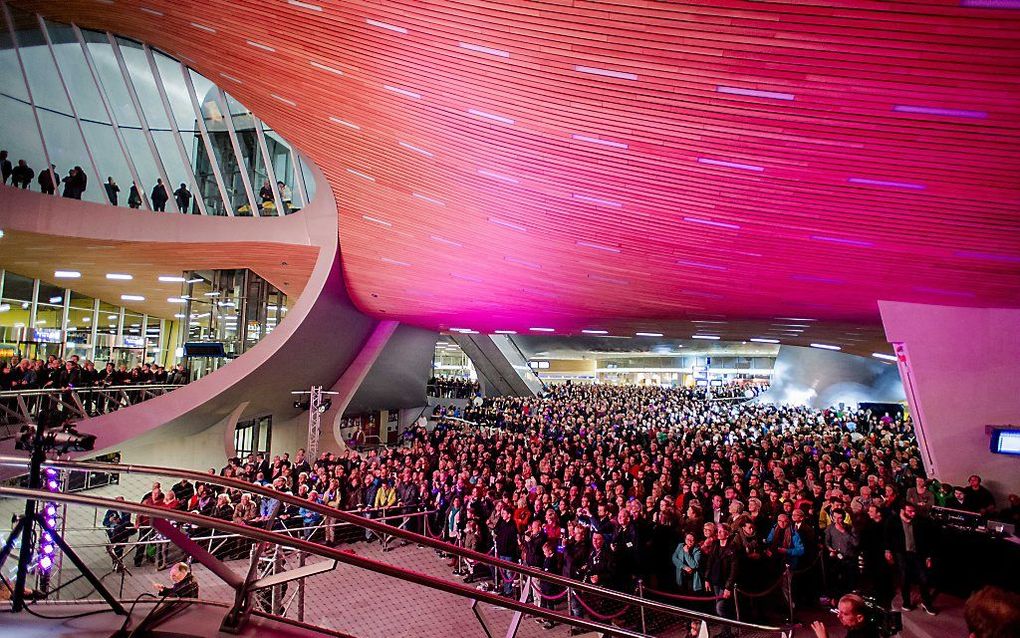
left=0, top=384, right=185, bottom=438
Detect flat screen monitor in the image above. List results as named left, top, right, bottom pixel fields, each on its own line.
left=989, top=427, right=1020, bottom=456
left=183, top=342, right=226, bottom=358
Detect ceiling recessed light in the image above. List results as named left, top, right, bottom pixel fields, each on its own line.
left=174, top=313, right=186, bottom=318
left=872, top=353, right=898, bottom=362
left=810, top=343, right=841, bottom=351
left=750, top=338, right=780, bottom=343
left=82, top=317, right=90, bottom=322
left=204, top=292, right=220, bottom=297
left=54, top=270, right=81, bottom=278
left=48, top=296, right=63, bottom=304
left=635, top=332, right=663, bottom=337
left=582, top=329, right=609, bottom=335
left=692, top=335, right=721, bottom=340
left=167, top=297, right=187, bottom=303
left=529, top=327, right=554, bottom=332
left=186, top=277, right=204, bottom=284
left=121, top=295, right=145, bottom=301
left=35, top=320, right=46, bottom=325
left=106, top=273, right=133, bottom=280
left=494, top=330, right=517, bottom=334
left=158, top=275, right=186, bottom=283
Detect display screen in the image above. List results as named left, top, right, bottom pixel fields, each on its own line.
left=990, top=428, right=1020, bottom=456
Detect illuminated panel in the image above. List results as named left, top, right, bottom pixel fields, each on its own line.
left=14, top=0, right=1020, bottom=355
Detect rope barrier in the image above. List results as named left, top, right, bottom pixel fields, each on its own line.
left=574, top=591, right=631, bottom=620
left=641, top=585, right=725, bottom=602
left=735, top=571, right=788, bottom=598
left=530, top=581, right=569, bottom=601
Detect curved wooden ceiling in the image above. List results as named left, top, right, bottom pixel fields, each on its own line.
left=12, top=0, right=1020, bottom=356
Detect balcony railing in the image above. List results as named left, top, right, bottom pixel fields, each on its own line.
left=0, top=384, right=184, bottom=438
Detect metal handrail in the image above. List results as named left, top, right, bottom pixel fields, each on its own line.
left=0, top=456, right=784, bottom=634
left=0, top=384, right=185, bottom=397
left=0, top=485, right=651, bottom=638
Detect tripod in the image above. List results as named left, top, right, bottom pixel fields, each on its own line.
left=99, top=537, right=134, bottom=598
left=0, top=419, right=126, bottom=615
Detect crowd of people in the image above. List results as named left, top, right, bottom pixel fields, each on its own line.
left=0, top=354, right=189, bottom=392
left=2, top=149, right=294, bottom=214
left=98, top=382, right=1020, bottom=635
left=427, top=375, right=481, bottom=399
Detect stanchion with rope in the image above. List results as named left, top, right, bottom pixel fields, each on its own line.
left=733, top=566, right=792, bottom=623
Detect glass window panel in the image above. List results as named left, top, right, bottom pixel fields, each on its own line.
left=0, top=273, right=33, bottom=329
left=120, top=128, right=164, bottom=208
left=0, top=94, right=46, bottom=189
left=115, top=37, right=169, bottom=130
left=0, top=10, right=29, bottom=101
left=82, top=29, right=139, bottom=128
left=299, top=154, right=316, bottom=203
left=44, top=21, right=109, bottom=124
left=35, top=303, right=62, bottom=329
left=190, top=70, right=246, bottom=213
left=7, top=6, right=71, bottom=115
left=152, top=130, right=194, bottom=212
left=36, top=110, right=102, bottom=203
left=81, top=120, right=133, bottom=206
left=96, top=302, right=119, bottom=336
left=153, top=52, right=198, bottom=133
left=263, top=126, right=299, bottom=209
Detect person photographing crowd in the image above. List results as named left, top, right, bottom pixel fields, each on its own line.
left=811, top=594, right=881, bottom=638
left=152, top=562, right=199, bottom=598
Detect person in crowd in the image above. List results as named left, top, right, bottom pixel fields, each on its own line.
left=885, top=502, right=938, bottom=615
left=810, top=593, right=881, bottom=638
left=105, top=176, right=120, bottom=205
left=824, top=507, right=859, bottom=599
left=128, top=181, right=142, bottom=208
left=277, top=180, right=292, bottom=212
left=671, top=532, right=703, bottom=592
left=151, top=178, right=169, bottom=211
left=0, top=149, right=12, bottom=184
left=964, top=586, right=1020, bottom=638
left=37, top=164, right=56, bottom=194
left=11, top=159, right=34, bottom=189
left=102, top=496, right=136, bottom=565
left=61, top=166, right=86, bottom=199
left=906, top=477, right=935, bottom=515
left=259, top=178, right=274, bottom=207
left=174, top=182, right=192, bottom=213
left=963, top=475, right=996, bottom=516
left=153, top=562, right=199, bottom=598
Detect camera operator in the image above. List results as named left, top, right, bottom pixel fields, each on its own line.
left=102, top=496, right=136, bottom=565
left=811, top=594, right=882, bottom=638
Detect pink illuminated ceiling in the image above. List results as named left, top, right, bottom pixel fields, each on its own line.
left=14, top=0, right=1020, bottom=355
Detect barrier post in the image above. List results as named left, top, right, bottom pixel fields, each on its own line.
left=637, top=579, right=647, bottom=634
left=734, top=587, right=742, bottom=621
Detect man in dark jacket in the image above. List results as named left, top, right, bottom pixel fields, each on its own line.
left=0, top=150, right=11, bottom=184
left=493, top=507, right=520, bottom=596
left=151, top=179, right=169, bottom=211
left=884, top=502, right=938, bottom=614
left=11, top=159, right=34, bottom=189
left=705, top=524, right=738, bottom=621
left=38, top=164, right=56, bottom=194
left=173, top=183, right=192, bottom=213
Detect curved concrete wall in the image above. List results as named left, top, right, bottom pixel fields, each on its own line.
left=0, top=167, right=376, bottom=469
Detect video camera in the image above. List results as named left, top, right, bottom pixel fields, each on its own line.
left=861, top=595, right=903, bottom=637
left=16, top=410, right=96, bottom=453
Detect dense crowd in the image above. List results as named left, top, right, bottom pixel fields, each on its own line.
left=0, top=354, right=189, bottom=391
left=427, top=375, right=480, bottom=399
left=106, top=383, right=1018, bottom=633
